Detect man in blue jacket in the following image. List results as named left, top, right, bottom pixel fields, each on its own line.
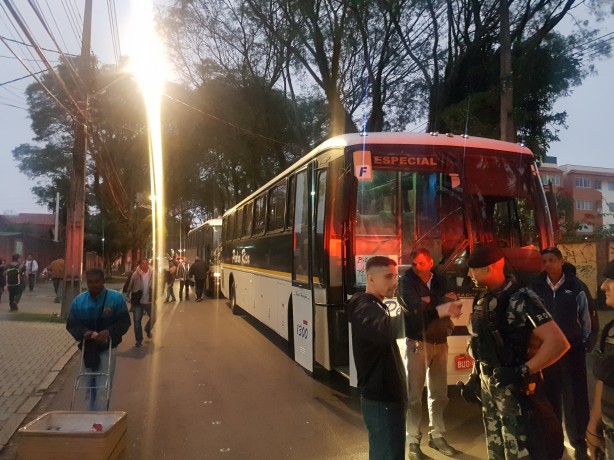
left=66, top=268, right=131, bottom=410
left=531, top=247, right=593, bottom=460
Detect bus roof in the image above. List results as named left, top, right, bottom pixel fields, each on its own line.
left=187, top=218, right=222, bottom=234
left=224, top=132, right=534, bottom=216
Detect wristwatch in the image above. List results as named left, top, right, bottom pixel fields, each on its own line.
left=518, top=364, right=531, bottom=378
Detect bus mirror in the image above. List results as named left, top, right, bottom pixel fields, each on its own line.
left=544, top=186, right=559, bottom=233
left=333, top=175, right=358, bottom=236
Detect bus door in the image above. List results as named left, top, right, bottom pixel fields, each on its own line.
left=291, top=167, right=314, bottom=372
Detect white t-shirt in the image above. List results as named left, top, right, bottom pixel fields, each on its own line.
left=140, top=269, right=153, bottom=304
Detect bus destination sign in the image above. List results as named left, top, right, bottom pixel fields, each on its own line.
left=372, top=153, right=438, bottom=169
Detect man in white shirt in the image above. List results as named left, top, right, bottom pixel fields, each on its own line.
left=25, top=254, right=39, bottom=292
left=126, top=259, right=154, bottom=347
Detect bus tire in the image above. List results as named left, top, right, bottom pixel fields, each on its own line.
left=287, top=297, right=295, bottom=360
left=230, top=280, right=240, bottom=315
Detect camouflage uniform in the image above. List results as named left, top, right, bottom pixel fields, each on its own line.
left=594, top=319, right=614, bottom=459
left=469, top=279, right=553, bottom=460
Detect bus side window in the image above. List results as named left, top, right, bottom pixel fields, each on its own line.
left=286, top=175, right=296, bottom=231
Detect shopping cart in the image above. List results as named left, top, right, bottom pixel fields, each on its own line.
left=71, top=338, right=113, bottom=411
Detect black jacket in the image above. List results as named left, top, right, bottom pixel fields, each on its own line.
left=348, top=293, right=407, bottom=405
left=531, top=268, right=593, bottom=349
left=188, top=259, right=207, bottom=280
left=400, top=269, right=454, bottom=344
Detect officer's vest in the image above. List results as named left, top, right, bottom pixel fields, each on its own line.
left=468, top=281, right=531, bottom=368
left=596, top=320, right=614, bottom=425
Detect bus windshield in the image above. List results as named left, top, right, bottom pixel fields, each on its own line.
left=352, top=146, right=546, bottom=285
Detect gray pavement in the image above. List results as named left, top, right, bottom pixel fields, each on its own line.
left=0, top=279, right=124, bottom=453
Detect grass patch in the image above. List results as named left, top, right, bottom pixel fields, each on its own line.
left=9, top=312, right=65, bottom=323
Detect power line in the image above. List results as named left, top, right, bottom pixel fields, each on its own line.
left=0, top=34, right=77, bottom=55
left=0, top=68, right=47, bottom=86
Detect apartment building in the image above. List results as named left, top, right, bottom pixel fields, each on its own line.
left=539, top=157, right=614, bottom=234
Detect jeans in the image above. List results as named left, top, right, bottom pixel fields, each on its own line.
left=28, top=273, right=36, bottom=291
left=52, top=278, right=62, bottom=302
left=361, top=397, right=406, bottom=460
left=406, top=339, right=449, bottom=443
left=85, top=348, right=116, bottom=411
left=133, top=303, right=152, bottom=344
left=8, top=284, right=23, bottom=307
left=195, top=279, right=205, bottom=299
left=179, top=280, right=190, bottom=299
left=165, top=280, right=176, bottom=301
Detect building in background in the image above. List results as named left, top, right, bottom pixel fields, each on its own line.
left=539, top=158, right=614, bottom=235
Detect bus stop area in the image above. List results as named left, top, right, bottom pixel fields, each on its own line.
left=0, top=279, right=613, bottom=459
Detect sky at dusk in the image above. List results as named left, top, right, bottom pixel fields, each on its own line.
left=1, top=1, right=613, bottom=215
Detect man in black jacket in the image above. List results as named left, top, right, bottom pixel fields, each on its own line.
left=188, top=256, right=207, bottom=302
left=349, top=256, right=406, bottom=459
left=531, top=247, right=593, bottom=460
left=400, top=248, right=459, bottom=459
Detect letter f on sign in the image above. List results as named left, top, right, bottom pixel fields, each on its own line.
left=353, top=150, right=373, bottom=181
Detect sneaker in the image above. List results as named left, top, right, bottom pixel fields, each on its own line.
left=428, top=435, right=458, bottom=456
left=135, top=342, right=142, bottom=347
left=196, top=298, right=202, bottom=302
left=409, top=443, right=427, bottom=460
left=146, top=330, right=152, bottom=339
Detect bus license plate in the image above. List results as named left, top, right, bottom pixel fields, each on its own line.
left=455, top=354, right=474, bottom=371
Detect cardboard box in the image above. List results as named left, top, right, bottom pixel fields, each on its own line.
left=17, top=411, right=127, bottom=460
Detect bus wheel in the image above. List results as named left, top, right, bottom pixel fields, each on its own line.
left=287, top=298, right=295, bottom=360
left=230, top=280, right=240, bottom=315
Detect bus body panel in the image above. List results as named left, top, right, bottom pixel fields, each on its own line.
left=219, top=133, right=554, bottom=384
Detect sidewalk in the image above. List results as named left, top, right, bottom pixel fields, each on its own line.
left=0, top=279, right=123, bottom=452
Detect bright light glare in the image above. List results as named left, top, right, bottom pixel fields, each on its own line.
left=124, top=3, right=170, bottom=453
left=125, top=0, right=169, bottom=273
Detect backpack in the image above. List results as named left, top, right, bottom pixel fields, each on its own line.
left=6, top=266, right=21, bottom=286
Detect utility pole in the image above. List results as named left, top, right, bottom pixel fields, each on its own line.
left=61, top=0, right=93, bottom=318
left=500, top=0, right=515, bottom=142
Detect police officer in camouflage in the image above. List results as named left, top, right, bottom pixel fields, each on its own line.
left=465, top=246, right=570, bottom=459
left=587, top=259, right=614, bottom=460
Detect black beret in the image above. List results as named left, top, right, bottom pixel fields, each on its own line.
left=467, top=246, right=504, bottom=269
left=604, top=259, right=614, bottom=279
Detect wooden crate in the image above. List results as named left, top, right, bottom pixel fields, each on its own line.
left=17, top=411, right=127, bottom=460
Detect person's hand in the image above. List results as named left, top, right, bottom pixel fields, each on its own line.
left=457, top=373, right=481, bottom=404
left=444, top=292, right=458, bottom=301
left=84, top=330, right=95, bottom=340
left=491, top=366, right=524, bottom=388
left=420, top=296, right=431, bottom=304
left=436, top=300, right=462, bottom=319
left=95, top=330, right=110, bottom=345
left=586, top=422, right=605, bottom=459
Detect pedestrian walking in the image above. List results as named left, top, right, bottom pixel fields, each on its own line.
left=46, top=255, right=65, bottom=303
left=399, top=248, right=459, bottom=459
left=532, top=247, right=594, bottom=460
left=5, top=254, right=25, bottom=311
left=66, top=267, right=131, bottom=410
left=465, top=246, right=570, bottom=459
left=126, top=258, right=154, bottom=347
left=177, top=257, right=190, bottom=301
left=165, top=259, right=177, bottom=303
left=587, top=259, right=614, bottom=460
left=0, top=258, right=6, bottom=304
left=24, top=254, right=38, bottom=291
left=188, top=256, right=206, bottom=302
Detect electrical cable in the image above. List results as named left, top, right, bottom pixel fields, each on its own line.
left=26, top=0, right=84, bottom=91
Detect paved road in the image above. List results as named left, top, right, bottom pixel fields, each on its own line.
left=2, top=285, right=612, bottom=459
